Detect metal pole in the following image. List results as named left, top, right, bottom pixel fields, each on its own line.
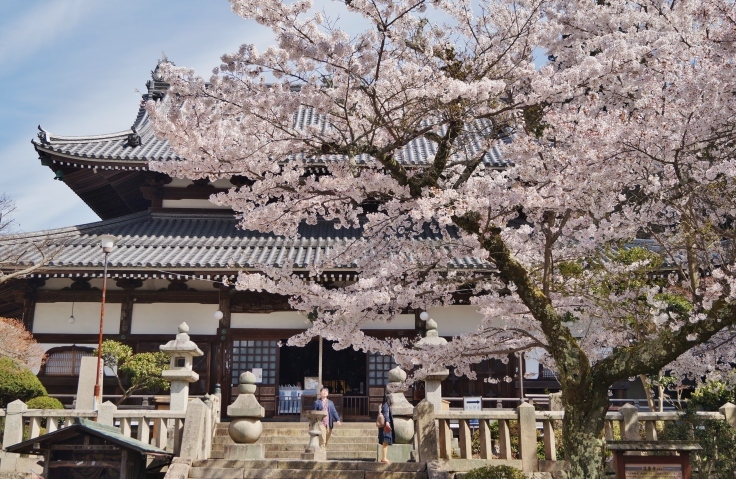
left=93, top=251, right=109, bottom=410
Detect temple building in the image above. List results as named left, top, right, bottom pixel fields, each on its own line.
left=0, top=61, right=596, bottom=418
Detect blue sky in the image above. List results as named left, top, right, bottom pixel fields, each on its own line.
left=0, top=0, right=271, bottom=232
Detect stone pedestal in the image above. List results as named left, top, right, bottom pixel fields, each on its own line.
left=302, top=410, right=327, bottom=461
left=225, top=444, right=265, bottom=460
left=160, top=322, right=204, bottom=412
left=376, top=444, right=414, bottom=462
left=226, top=371, right=265, bottom=460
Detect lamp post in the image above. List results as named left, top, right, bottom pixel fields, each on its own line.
left=94, top=234, right=117, bottom=410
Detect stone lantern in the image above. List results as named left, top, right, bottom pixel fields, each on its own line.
left=379, top=366, right=415, bottom=462
left=160, top=322, right=204, bottom=411
left=225, top=371, right=265, bottom=459
left=414, top=313, right=449, bottom=411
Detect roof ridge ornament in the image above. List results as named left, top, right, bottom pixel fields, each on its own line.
left=146, top=53, right=173, bottom=100
left=127, top=126, right=142, bottom=147
left=37, top=125, right=50, bottom=144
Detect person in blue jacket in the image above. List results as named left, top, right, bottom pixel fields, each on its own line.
left=313, top=387, right=341, bottom=449
left=378, top=393, right=394, bottom=463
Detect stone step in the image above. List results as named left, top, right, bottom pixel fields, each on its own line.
left=192, top=460, right=426, bottom=472
left=262, top=430, right=376, bottom=438
left=256, top=451, right=376, bottom=460
left=188, top=460, right=427, bottom=479
left=216, top=422, right=375, bottom=430
left=190, top=469, right=425, bottom=479
left=263, top=443, right=375, bottom=453
left=215, top=432, right=378, bottom=442
left=215, top=436, right=377, bottom=445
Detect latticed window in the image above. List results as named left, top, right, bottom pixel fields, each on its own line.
left=367, top=352, right=396, bottom=387
left=43, top=347, right=95, bottom=376
left=231, top=340, right=277, bottom=385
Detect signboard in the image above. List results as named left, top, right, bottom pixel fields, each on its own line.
left=304, top=377, right=320, bottom=393
left=463, top=397, right=482, bottom=411
left=251, top=368, right=263, bottom=383
left=625, top=464, right=683, bottom=479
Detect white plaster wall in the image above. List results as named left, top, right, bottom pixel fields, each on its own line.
left=34, top=302, right=121, bottom=334
left=161, top=199, right=231, bottom=209
left=427, top=305, right=504, bottom=337
left=231, top=312, right=415, bottom=330
left=131, top=303, right=219, bottom=335
left=362, top=314, right=415, bottom=330
left=231, top=311, right=310, bottom=329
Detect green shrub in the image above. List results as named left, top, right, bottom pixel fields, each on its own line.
left=462, top=465, right=524, bottom=479
left=661, top=404, right=736, bottom=478
left=690, top=380, right=735, bottom=412
left=0, top=356, right=46, bottom=407
left=26, top=396, right=64, bottom=410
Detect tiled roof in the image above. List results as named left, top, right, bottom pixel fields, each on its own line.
left=5, top=417, right=172, bottom=456
left=0, top=211, right=490, bottom=274
left=33, top=96, right=178, bottom=164
left=33, top=93, right=511, bottom=169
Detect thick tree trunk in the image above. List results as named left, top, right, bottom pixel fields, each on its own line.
left=561, top=379, right=609, bottom=479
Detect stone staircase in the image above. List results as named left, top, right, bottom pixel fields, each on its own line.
left=212, top=422, right=380, bottom=461
left=188, top=459, right=428, bottom=479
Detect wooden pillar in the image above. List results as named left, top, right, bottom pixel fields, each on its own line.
left=216, top=285, right=232, bottom=409
left=19, top=278, right=44, bottom=332
left=115, top=279, right=141, bottom=340
left=119, top=295, right=133, bottom=337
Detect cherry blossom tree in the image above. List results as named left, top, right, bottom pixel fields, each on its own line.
left=0, top=317, right=46, bottom=372
left=147, top=0, right=736, bottom=476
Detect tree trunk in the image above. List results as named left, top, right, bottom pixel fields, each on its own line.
left=561, top=378, right=610, bottom=478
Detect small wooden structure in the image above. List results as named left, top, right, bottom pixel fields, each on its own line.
left=607, top=441, right=702, bottom=479
left=5, top=417, right=172, bottom=479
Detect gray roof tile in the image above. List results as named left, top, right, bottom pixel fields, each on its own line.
left=34, top=95, right=511, bottom=169
left=0, top=211, right=490, bottom=273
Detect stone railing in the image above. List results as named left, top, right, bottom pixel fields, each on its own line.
left=415, top=400, right=736, bottom=474
left=1, top=392, right=220, bottom=472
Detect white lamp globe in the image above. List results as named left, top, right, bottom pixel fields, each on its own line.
left=214, top=310, right=224, bottom=321
left=419, top=312, right=430, bottom=321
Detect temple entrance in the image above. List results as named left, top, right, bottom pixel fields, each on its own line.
left=279, top=338, right=368, bottom=418
left=279, top=339, right=366, bottom=395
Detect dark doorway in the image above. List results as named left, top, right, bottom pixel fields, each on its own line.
left=279, top=339, right=367, bottom=395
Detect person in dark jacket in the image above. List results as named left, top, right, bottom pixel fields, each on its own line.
left=378, top=393, right=394, bottom=463
left=313, top=387, right=341, bottom=449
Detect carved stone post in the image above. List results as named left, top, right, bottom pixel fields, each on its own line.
left=414, top=315, right=449, bottom=411
left=160, top=322, right=204, bottom=411
left=302, top=410, right=328, bottom=461
left=377, top=366, right=416, bottom=462
left=225, top=371, right=265, bottom=459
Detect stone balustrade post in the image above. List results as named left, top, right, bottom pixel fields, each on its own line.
left=302, top=410, right=328, bottom=461
left=97, top=401, right=117, bottom=427
left=226, top=371, right=265, bottom=460
left=180, top=399, right=207, bottom=460
left=620, top=403, right=640, bottom=441
left=517, top=402, right=538, bottom=472
left=720, top=402, right=736, bottom=428
left=413, top=399, right=439, bottom=462
left=0, top=400, right=27, bottom=472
